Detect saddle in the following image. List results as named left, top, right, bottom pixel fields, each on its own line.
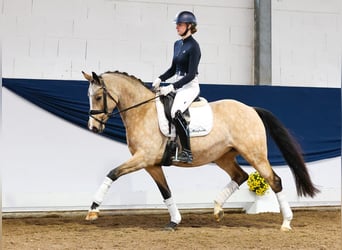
left=156, top=93, right=213, bottom=165
left=156, top=93, right=212, bottom=138
left=159, top=92, right=198, bottom=133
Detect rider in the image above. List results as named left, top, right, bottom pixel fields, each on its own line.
left=152, top=11, right=201, bottom=163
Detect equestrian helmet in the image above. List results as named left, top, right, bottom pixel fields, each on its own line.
left=174, top=11, right=197, bottom=25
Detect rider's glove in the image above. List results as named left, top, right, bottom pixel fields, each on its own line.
left=160, top=85, right=175, bottom=96
left=152, top=78, right=162, bottom=90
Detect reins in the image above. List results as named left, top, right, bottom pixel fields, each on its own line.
left=89, top=77, right=160, bottom=124
left=108, top=94, right=160, bottom=117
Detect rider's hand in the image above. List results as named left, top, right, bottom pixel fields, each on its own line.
left=152, top=78, right=161, bottom=91
left=160, top=85, right=175, bottom=96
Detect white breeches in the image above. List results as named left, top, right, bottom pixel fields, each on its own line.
left=171, top=76, right=200, bottom=118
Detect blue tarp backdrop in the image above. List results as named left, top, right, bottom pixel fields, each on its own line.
left=3, top=78, right=341, bottom=166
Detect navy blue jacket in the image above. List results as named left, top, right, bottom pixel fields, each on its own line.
left=159, top=35, right=201, bottom=89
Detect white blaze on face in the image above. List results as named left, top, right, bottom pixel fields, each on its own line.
left=88, top=84, right=97, bottom=130
left=88, top=84, right=95, bottom=110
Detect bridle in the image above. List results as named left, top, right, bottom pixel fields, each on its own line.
left=88, top=78, right=159, bottom=125
left=88, top=81, right=118, bottom=125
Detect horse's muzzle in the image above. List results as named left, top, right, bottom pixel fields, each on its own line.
left=90, top=126, right=100, bottom=133
left=88, top=120, right=104, bottom=133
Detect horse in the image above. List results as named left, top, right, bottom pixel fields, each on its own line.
left=82, top=70, right=319, bottom=231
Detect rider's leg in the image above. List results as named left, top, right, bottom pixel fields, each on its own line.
left=173, top=110, right=192, bottom=163
left=171, top=78, right=199, bottom=163
left=171, top=77, right=200, bottom=117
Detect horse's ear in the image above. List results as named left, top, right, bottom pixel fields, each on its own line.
left=82, top=71, right=92, bottom=81
left=92, top=72, right=101, bottom=84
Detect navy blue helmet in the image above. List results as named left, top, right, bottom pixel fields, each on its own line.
left=174, top=11, right=197, bottom=25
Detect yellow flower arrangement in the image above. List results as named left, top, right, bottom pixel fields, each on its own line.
left=247, top=172, right=269, bottom=196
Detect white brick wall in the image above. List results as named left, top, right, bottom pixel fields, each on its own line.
left=1, top=0, right=255, bottom=84
left=272, top=0, right=341, bottom=87
left=194, top=4, right=254, bottom=84
left=1, top=0, right=341, bottom=86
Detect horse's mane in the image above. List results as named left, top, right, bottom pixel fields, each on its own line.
left=102, top=70, right=151, bottom=90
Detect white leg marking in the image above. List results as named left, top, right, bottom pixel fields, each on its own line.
left=214, top=180, right=239, bottom=206
left=164, top=197, right=181, bottom=224
left=276, top=190, right=293, bottom=231
left=213, top=180, right=239, bottom=222
left=93, top=177, right=113, bottom=205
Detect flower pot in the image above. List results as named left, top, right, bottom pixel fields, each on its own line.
left=244, top=189, right=280, bottom=214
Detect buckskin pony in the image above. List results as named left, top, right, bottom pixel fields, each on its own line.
left=82, top=71, right=319, bottom=231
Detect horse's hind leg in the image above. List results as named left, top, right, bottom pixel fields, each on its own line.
left=213, top=152, right=249, bottom=222
left=145, top=166, right=181, bottom=231
left=261, top=166, right=293, bottom=231
left=241, top=152, right=293, bottom=231
left=268, top=170, right=293, bottom=231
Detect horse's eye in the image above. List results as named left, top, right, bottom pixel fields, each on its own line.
left=96, top=96, right=102, bottom=101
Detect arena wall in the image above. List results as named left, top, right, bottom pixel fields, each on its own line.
left=272, top=0, right=341, bottom=87
left=1, top=0, right=341, bottom=212
left=2, top=0, right=340, bottom=86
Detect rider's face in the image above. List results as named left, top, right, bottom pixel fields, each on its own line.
left=176, top=23, right=189, bottom=36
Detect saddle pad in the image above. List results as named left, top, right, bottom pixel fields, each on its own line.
left=156, top=96, right=213, bottom=137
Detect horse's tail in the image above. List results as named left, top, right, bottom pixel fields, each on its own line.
left=254, top=107, right=319, bottom=197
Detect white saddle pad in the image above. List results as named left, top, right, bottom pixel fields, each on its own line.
left=156, top=96, right=213, bottom=137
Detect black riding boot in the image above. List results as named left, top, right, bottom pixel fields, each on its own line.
left=173, top=110, right=193, bottom=163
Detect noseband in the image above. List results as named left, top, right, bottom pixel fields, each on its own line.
left=89, top=81, right=119, bottom=125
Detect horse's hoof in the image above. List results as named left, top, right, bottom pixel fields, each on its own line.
left=85, top=211, right=99, bottom=221
left=280, top=220, right=292, bottom=231
left=214, top=209, right=224, bottom=222
left=164, top=221, right=178, bottom=231
left=280, top=226, right=292, bottom=232
left=213, top=201, right=224, bottom=222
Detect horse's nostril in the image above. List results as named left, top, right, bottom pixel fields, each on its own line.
left=91, top=126, right=99, bottom=133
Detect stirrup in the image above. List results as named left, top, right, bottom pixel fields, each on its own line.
left=174, top=150, right=193, bottom=163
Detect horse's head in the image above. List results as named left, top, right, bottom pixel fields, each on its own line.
left=82, top=71, right=118, bottom=133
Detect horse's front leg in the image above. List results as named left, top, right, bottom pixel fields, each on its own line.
left=85, top=153, right=147, bottom=221
left=145, top=166, right=181, bottom=231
